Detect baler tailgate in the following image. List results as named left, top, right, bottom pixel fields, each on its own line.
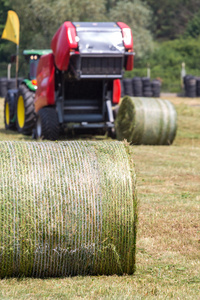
left=81, top=56, right=123, bottom=76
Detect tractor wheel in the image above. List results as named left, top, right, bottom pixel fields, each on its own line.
left=36, top=107, right=60, bottom=140
left=4, top=92, right=16, bottom=130
left=107, top=127, right=116, bottom=139
left=16, top=84, right=36, bottom=135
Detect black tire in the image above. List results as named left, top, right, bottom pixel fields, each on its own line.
left=123, top=78, right=133, bottom=96
left=36, top=107, right=60, bottom=140
left=16, top=84, right=36, bottom=134
left=132, top=77, right=143, bottom=97
left=107, top=127, right=116, bottom=139
left=4, top=93, right=16, bottom=130
left=142, top=77, right=151, bottom=87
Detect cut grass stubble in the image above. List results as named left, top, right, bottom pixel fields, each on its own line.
left=0, top=96, right=200, bottom=298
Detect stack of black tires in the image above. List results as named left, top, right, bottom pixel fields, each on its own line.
left=184, top=75, right=196, bottom=98
left=122, top=78, right=134, bottom=97
left=0, top=77, right=23, bottom=98
left=151, top=79, right=161, bottom=97
left=183, top=75, right=200, bottom=98
left=0, top=78, right=8, bottom=98
left=196, top=77, right=200, bottom=97
left=132, top=77, right=143, bottom=97
left=121, top=77, right=161, bottom=98
left=142, top=77, right=152, bottom=97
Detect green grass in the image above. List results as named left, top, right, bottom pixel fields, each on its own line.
left=0, top=96, right=200, bottom=299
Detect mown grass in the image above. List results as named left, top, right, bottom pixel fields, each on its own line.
left=0, top=96, right=200, bottom=299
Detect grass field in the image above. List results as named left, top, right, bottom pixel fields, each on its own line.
left=0, top=96, right=200, bottom=299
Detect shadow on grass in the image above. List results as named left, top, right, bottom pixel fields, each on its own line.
left=0, top=128, right=112, bottom=142
left=0, top=128, right=32, bottom=140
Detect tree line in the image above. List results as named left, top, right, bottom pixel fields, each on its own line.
left=1, top=0, right=200, bottom=57
left=1, top=0, right=200, bottom=91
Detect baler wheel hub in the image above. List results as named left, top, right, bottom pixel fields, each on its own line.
left=36, top=115, right=42, bottom=138
left=5, top=102, right=10, bottom=125
left=17, top=95, right=25, bottom=128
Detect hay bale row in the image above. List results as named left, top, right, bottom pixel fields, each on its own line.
left=115, top=96, right=177, bottom=145
left=0, top=141, right=137, bottom=278
left=121, top=77, right=161, bottom=98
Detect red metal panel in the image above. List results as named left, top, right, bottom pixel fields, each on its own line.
left=51, top=22, right=78, bottom=71
left=35, top=53, right=55, bottom=113
left=117, top=22, right=133, bottom=49
left=117, top=22, right=134, bottom=70
left=113, top=79, right=121, bottom=104
left=126, top=53, right=134, bottom=71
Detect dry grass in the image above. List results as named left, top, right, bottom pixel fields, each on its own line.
left=0, top=96, right=200, bottom=299
left=161, top=95, right=200, bottom=147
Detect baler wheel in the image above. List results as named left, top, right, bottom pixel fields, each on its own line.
left=16, top=84, right=36, bottom=134
left=36, top=106, right=60, bottom=140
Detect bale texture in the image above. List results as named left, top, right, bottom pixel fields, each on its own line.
left=115, top=96, right=177, bottom=145
left=0, top=141, right=137, bottom=278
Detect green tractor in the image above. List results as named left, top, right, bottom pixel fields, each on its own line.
left=4, top=49, right=52, bottom=134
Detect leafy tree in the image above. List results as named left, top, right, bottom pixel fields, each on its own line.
left=0, top=0, right=16, bottom=65
left=184, top=10, right=200, bottom=38
left=0, top=0, right=12, bottom=32
left=142, top=0, right=200, bottom=39
left=9, top=0, right=106, bottom=49
left=7, top=0, right=153, bottom=59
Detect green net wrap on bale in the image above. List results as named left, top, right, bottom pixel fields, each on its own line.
left=115, top=96, right=177, bottom=145
left=0, top=141, right=137, bottom=278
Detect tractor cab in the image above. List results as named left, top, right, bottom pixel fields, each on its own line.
left=23, top=49, right=52, bottom=91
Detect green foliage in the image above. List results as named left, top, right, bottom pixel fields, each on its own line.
left=1, top=0, right=200, bottom=92
left=0, top=0, right=152, bottom=60
left=0, top=0, right=12, bottom=33
left=184, top=10, right=200, bottom=38
left=0, top=0, right=15, bottom=65
left=142, top=0, right=200, bottom=39
left=125, top=37, right=200, bottom=92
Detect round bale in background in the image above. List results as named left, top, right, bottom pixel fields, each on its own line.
left=0, top=141, right=137, bottom=278
left=115, top=96, right=177, bottom=145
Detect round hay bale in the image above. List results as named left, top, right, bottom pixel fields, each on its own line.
left=115, top=96, right=177, bottom=145
left=0, top=141, right=137, bottom=278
